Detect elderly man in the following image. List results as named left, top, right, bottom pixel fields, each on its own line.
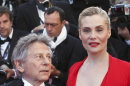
left=4, top=33, right=52, bottom=86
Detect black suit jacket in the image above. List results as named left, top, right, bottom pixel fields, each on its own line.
left=52, top=1, right=79, bottom=38
left=0, top=29, right=27, bottom=68
left=1, top=79, right=51, bottom=86
left=52, top=1, right=77, bottom=25
left=51, top=35, right=87, bottom=86
left=0, top=29, right=28, bottom=84
left=14, top=0, right=41, bottom=32
left=7, top=29, right=28, bottom=68
left=107, top=37, right=130, bottom=62
left=70, top=0, right=110, bottom=24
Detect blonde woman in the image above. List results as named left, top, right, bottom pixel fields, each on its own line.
left=67, top=7, right=130, bottom=86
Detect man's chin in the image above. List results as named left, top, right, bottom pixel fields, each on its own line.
left=39, top=76, right=50, bottom=82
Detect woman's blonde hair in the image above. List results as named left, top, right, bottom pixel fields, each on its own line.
left=78, top=7, right=110, bottom=29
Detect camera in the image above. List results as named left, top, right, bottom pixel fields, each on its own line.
left=111, top=4, right=130, bottom=16
left=0, top=59, right=9, bottom=84
left=110, top=4, right=130, bottom=31
left=0, top=70, right=6, bottom=84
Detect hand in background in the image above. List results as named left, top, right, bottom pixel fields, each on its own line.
left=32, top=24, right=45, bottom=32
left=3, top=68, right=15, bottom=80
left=50, top=64, right=61, bottom=77
left=118, top=27, right=130, bottom=40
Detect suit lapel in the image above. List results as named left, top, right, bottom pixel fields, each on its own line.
left=45, top=81, right=51, bottom=86
left=8, top=30, right=18, bottom=60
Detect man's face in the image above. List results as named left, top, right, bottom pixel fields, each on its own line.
left=0, top=13, right=12, bottom=38
left=22, top=42, right=51, bottom=84
left=44, top=11, right=65, bottom=37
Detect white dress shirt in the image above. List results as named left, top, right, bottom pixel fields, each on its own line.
left=2, top=0, right=13, bottom=11
left=0, top=28, right=13, bottom=60
left=69, top=0, right=73, bottom=4
left=125, top=40, right=130, bottom=45
left=37, top=0, right=49, bottom=24
left=22, top=78, right=45, bottom=86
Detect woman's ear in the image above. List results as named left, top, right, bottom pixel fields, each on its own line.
left=107, top=28, right=111, bottom=39
left=79, top=29, right=81, bottom=40
left=14, top=60, right=24, bottom=73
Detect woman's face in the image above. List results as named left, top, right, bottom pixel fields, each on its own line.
left=79, top=15, right=111, bottom=54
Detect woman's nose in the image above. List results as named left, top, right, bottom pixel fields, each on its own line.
left=89, top=31, right=96, bottom=40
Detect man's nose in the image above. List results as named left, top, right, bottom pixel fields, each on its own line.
left=0, top=23, right=4, bottom=28
left=46, top=25, right=53, bottom=31
left=42, top=57, right=50, bottom=65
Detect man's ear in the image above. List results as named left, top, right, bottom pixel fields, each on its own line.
left=14, top=60, right=24, bottom=73
left=62, top=20, right=66, bottom=26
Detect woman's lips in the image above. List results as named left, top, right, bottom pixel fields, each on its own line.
left=89, top=42, right=99, bottom=47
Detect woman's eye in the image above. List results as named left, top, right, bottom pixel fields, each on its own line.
left=96, top=27, right=103, bottom=32
left=83, top=29, right=91, bottom=32
left=97, top=29, right=103, bottom=32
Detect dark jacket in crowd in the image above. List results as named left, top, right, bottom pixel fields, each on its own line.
left=70, top=0, right=110, bottom=24
left=14, top=0, right=41, bottom=32
left=0, top=79, right=51, bottom=86
left=0, top=29, right=28, bottom=84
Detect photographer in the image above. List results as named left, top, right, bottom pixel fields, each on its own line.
left=116, top=16, right=130, bottom=45
left=108, top=4, right=130, bottom=62
left=110, top=4, right=130, bottom=45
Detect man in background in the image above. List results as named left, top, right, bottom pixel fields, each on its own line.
left=42, top=6, right=87, bottom=86
left=0, top=6, right=27, bottom=84
left=14, top=0, right=52, bottom=32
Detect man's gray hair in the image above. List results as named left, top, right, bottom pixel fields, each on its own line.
left=78, top=7, right=110, bottom=29
left=11, top=33, right=52, bottom=78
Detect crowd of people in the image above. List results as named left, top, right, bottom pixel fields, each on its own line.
left=0, top=0, right=130, bottom=86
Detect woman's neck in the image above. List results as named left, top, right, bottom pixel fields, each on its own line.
left=86, top=50, right=109, bottom=65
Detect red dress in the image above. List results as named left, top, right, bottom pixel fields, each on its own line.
left=67, top=55, right=130, bottom=86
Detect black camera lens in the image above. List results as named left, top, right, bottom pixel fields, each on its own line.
left=0, top=70, right=6, bottom=84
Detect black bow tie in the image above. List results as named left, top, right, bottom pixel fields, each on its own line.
left=0, top=37, right=11, bottom=45
left=36, top=1, right=49, bottom=11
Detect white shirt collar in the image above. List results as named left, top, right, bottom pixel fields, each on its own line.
left=43, top=25, right=67, bottom=49
left=22, top=78, right=45, bottom=86
left=0, top=28, right=13, bottom=40
left=39, top=0, right=49, bottom=3
left=36, top=0, right=49, bottom=24
left=69, top=0, right=73, bottom=4
left=125, top=40, right=130, bottom=45
left=22, top=78, right=33, bottom=86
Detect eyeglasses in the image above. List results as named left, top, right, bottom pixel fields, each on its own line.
left=45, top=23, right=59, bottom=27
